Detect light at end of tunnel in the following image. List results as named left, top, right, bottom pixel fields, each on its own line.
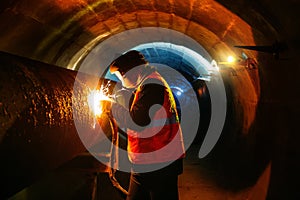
left=172, top=86, right=184, bottom=97
left=210, top=60, right=219, bottom=72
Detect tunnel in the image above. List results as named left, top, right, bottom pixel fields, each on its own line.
left=0, top=0, right=299, bottom=199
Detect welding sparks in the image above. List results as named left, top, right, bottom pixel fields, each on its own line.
left=88, top=85, right=113, bottom=117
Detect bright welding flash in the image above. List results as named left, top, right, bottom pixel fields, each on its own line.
left=88, top=89, right=112, bottom=117
left=88, top=90, right=103, bottom=116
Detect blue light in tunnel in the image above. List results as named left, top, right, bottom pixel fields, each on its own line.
left=171, top=86, right=184, bottom=97
left=132, top=42, right=217, bottom=80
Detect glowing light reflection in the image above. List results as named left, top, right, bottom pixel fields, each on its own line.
left=227, top=56, right=235, bottom=63
left=88, top=87, right=112, bottom=117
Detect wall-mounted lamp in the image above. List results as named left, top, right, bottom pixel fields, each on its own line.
left=234, top=41, right=287, bottom=60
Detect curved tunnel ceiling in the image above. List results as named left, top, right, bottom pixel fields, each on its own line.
left=0, top=0, right=271, bottom=67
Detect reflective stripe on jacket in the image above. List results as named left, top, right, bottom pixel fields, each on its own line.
left=127, top=72, right=185, bottom=164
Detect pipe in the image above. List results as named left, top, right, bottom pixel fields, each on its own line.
left=0, top=51, right=104, bottom=198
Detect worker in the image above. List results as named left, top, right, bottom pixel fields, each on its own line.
left=109, top=50, right=185, bottom=200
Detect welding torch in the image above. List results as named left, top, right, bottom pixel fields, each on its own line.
left=93, top=89, right=130, bottom=197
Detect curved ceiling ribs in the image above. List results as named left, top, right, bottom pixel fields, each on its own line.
left=0, top=0, right=260, bottom=67
left=0, top=0, right=263, bottom=145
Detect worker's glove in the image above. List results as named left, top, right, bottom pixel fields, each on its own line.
left=113, top=88, right=134, bottom=109
left=109, top=88, right=134, bottom=128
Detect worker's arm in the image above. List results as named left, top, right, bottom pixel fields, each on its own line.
left=111, top=83, right=165, bottom=131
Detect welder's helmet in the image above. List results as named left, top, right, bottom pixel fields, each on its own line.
left=109, top=50, right=148, bottom=75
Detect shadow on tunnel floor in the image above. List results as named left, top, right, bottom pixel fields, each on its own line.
left=7, top=152, right=130, bottom=200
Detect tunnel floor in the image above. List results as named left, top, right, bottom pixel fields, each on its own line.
left=8, top=144, right=270, bottom=200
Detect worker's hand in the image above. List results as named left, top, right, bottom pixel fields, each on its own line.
left=113, top=88, right=133, bottom=108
